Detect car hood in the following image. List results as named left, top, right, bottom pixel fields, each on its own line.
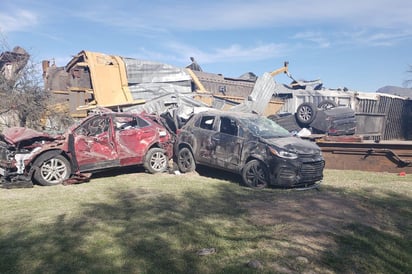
left=262, top=136, right=321, bottom=154
left=0, top=127, right=59, bottom=145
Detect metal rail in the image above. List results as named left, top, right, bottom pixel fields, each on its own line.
left=317, top=141, right=412, bottom=173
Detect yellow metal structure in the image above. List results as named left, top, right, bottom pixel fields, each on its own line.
left=192, top=62, right=289, bottom=116
left=44, top=50, right=287, bottom=118
left=65, top=51, right=142, bottom=108
left=186, top=68, right=207, bottom=92
left=269, top=61, right=289, bottom=77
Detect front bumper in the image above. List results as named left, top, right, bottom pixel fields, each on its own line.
left=269, top=157, right=325, bottom=187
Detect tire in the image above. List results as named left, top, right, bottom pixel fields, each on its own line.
left=296, top=102, right=317, bottom=125
left=177, top=147, right=196, bottom=173
left=318, top=100, right=337, bottom=110
left=33, top=154, right=71, bottom=186
left=144, top=148, right=168, bottom=174
left=241, top=159, right=268, bottom=189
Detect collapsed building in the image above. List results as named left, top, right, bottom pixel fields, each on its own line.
left=0, top=46, right=29, bottom=82
left=37, top=50, right=412, bottom=174
left=42, top=50, right=285, bottom=120
left=1, top=46, right=411, bottom=177
left=42, top=50, right=412, bottom=141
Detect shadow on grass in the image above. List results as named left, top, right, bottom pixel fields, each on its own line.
left=0, top=183, right=265, bottom=273
left=195, top=165, right=243, bottom=185
left=320, top=188, right=412, bottom=273
left=238, top=184, right=412, bottom=273
left=323, top=223, right=411, bottom=273
left=0, top=180, right=411, bottom=273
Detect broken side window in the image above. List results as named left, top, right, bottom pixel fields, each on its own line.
left=75, top=116, right=110, bottom=136
left=219, top=117, right=238, bottom=136
left=136, top=117, right=150, bottom=128
left=199, top=116, right=215, bottom=130
left=114, top=116, right=150, bottom=130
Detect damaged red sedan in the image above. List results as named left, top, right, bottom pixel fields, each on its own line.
left=0, top=112, right=173, bottom=188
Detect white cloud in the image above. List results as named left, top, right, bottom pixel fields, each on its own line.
left=330, top=29, right=412, bottom=47
left=164, top=41, right=288, bottom=64
left=292, top=32, right=330, bottom=48
left=58, top=0, right=412, bottom=32
left=124, top=0, right=412, bottom=30
left=3, top=1, right=412, bottom=34
left=0, top=9, right=38, bottom=32
left=57, top=0, right=412, bottom=55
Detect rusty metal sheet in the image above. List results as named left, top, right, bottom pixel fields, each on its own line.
left=230, top=72, right=277, bottom=115
left=317, top=140, right=412, bottom=173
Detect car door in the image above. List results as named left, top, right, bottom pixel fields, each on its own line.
left=192, top=114, right=218, bottom=165
left=113, top=115, right=158, bottom=166
left=210, top=116, right=244, bottom=170
left=73, top=115, right=119, bottom=172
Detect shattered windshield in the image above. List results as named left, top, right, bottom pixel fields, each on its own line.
left=241, top=116, right=291, bottom=138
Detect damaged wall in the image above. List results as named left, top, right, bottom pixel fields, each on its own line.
left=0, top=46, right=29, bottom=82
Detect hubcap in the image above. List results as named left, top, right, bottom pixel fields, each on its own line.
left=40, top=158, right=68, bottom=184
left=246, top=163, right=266, bottom=188
left=150, top=152, right=167, bottom=171
left=299, top=106, right=313, bottom=121
left=179, top=151, right=192, bottom=169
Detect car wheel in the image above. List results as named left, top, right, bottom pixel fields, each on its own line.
left=33, top=154, right=71, bottom=186
left=318, top=100, right=337, bottom=110
left=144, top=148, right=168, bottom=174
left=296, top=102, right=317, bottom=125
left=241, top=159, right=268, bottom=189
left=177, top=147, right=196, bottom=173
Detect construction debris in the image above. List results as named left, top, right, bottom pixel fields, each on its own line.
left=0, top=46, right=29, bottom=82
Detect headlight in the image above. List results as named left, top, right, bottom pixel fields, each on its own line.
left=269, top=147, right=298, bottom=159
left=158, top=129, right=167, bottom=137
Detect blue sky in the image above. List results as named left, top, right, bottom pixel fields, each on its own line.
left=1, top=0, right=411, bottom=92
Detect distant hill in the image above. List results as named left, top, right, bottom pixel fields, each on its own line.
left=376, top=85, right=412, bottom=99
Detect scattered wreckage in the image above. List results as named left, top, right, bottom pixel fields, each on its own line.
left=0, top=111, right=173, bottom=188
left=2, top=48, right=412, bottom=189
left=42, top=50, right=287, bottom=119
left=0, top=46, right=29, bottom=82
left=270, top=103, right=356, bottom=136
left=175, top=110, right=324, bottom=188
left=0, top=107, right=326, bottom=189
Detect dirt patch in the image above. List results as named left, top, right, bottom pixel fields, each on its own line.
left=241, top=188, right=395, bottom=268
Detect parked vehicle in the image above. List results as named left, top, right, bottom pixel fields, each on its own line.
left=175, top=110, right=324, bottom=188
left=0, top=112, right=173, bottom=187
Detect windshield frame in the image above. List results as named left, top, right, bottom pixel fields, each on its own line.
left=239, top=116, right=291, bottom=138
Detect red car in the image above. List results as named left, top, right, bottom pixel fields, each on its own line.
left=0, top=112, right=173, bottom=187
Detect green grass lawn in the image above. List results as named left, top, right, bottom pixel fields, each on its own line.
left=0, top=168, right=411, bottom=274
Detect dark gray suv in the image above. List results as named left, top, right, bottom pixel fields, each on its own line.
left=175, top=110, right=325, bottom=188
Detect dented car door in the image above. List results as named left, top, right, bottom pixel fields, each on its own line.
left=113, top=115, right=158, bottom=165
left=210, top=116, right=243, bottom=170
left=193, top=115, right=217, bottom=165
left=73, top=115, right=118, bottom=171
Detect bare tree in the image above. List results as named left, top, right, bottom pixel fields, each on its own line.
left=0, top=47, right=49, bottom=129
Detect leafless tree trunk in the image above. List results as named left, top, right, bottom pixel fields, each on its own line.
left=0, top=40, right=49, bottom=129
